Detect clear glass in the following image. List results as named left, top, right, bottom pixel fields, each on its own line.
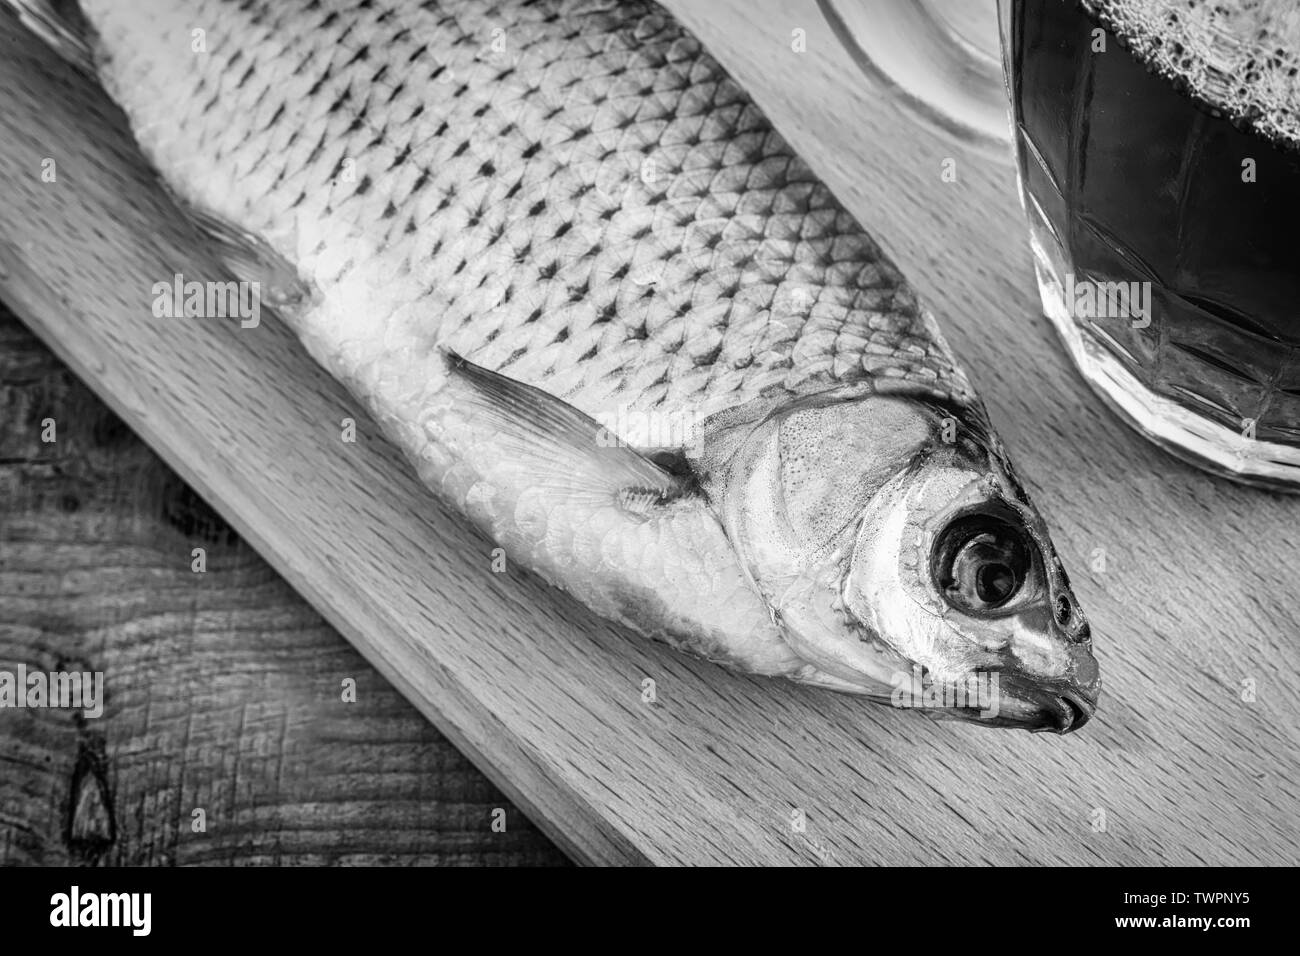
left=817, top=0, right=1011, bottom=161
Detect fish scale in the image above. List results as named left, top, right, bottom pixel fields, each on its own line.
left=12, top=0, right=1102, bottom=729
left=83, top=0, right=971, bottom=449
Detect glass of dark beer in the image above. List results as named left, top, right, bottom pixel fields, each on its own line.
left=822, top=0, right=1300, bottom=489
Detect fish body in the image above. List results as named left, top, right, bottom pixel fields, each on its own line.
left=11, top=0, right=1101, bottom=730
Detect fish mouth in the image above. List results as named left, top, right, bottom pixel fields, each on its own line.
left=965, top=677, right=1099, bottom=734
left=1019, top=684, right=1097, bottom=734
left=1051, top=687, right=1096, bottom=734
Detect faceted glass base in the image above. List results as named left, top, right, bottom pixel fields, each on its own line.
left=1029, top=225, right=1300, bottom=492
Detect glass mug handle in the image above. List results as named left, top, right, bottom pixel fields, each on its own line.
left=817, top=0, right=1013, bottom=162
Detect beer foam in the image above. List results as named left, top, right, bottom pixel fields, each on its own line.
left=1085, top=0, right=1300, bottom=152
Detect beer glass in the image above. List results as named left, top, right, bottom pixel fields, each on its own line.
left=822, top=0, right=1300, bottom=489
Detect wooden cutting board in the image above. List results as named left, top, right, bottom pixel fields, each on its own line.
left=2, top=0, right=1296, bottom=865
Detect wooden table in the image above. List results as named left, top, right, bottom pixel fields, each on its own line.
left=1, top=0, right=1296, bottom=865
left=0, top=304, right=566, bottom=865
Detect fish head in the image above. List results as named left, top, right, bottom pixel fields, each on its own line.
left=707, top=389, right=1100, bottom=733
left=843, top=427, right=1101, bottom=733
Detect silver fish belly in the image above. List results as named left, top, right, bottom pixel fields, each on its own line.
left=17, top=0, right=1102, bottom=731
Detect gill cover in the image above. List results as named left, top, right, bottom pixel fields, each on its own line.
left=696, top=387, right=941, bottom=695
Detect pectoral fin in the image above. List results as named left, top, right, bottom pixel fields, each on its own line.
left=443, top=350, right=687, bottom=514
left=4, top=0, right=97, bottom=76
left=161, top=188, right=315, bottom=313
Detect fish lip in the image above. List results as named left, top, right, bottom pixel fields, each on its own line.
left=1054, top=687, right=1096, bottom=734
left=1018, top=683, right=1098, bottom=734
left=997, top=677, right=1099, bottom=734
left=919, top=683, right=1099, bottom=734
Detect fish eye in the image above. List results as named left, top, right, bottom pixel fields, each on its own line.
left=932, top=513, right=1034, bottom=615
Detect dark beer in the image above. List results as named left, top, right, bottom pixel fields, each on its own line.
left=1007, top=0, right=1300, bottom=464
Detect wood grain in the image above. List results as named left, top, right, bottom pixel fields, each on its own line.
left=0, top=307, right=567, bottom=865
left=1, top=0, right=1296, bottom=865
